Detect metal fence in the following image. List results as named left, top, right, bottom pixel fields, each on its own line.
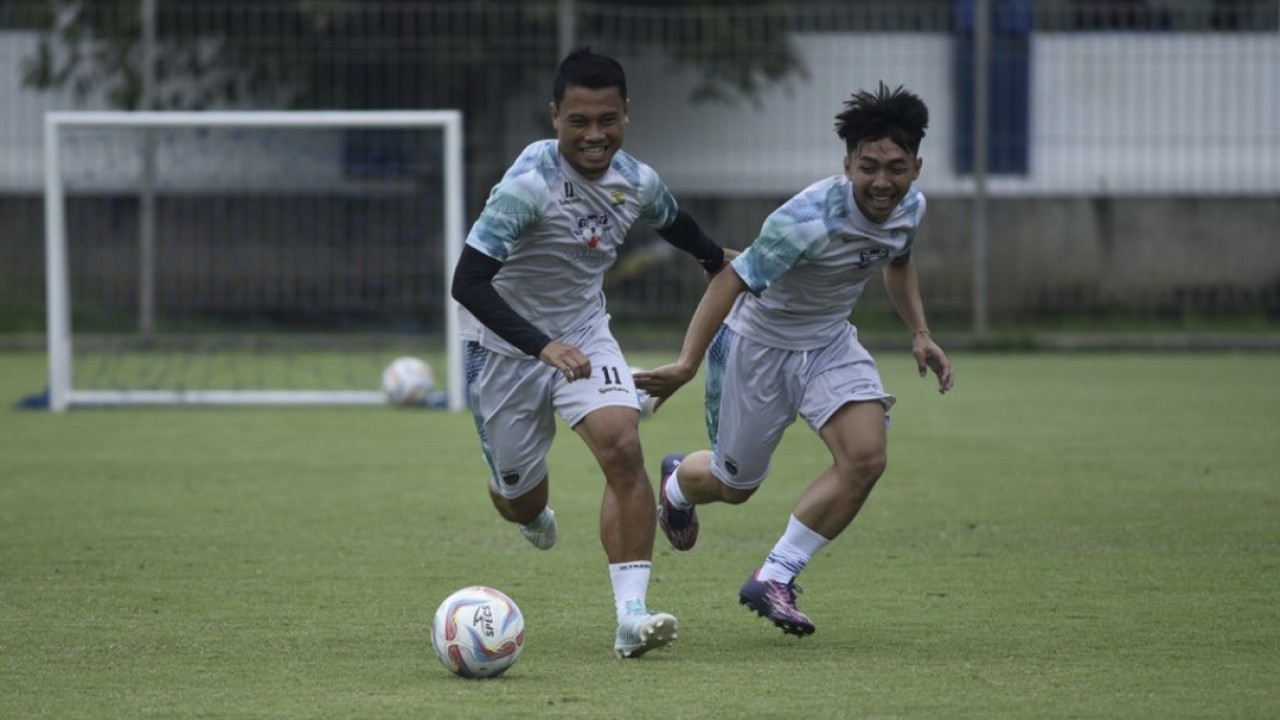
left=1, top=0, right=1277, bottom=336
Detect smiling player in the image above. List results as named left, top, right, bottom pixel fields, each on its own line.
left=450, top=47, right=728, bottom=658
left=635, top=82, right=955, bottom=637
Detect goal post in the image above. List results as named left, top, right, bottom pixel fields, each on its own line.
left=43, top=110, right=466, bottom=412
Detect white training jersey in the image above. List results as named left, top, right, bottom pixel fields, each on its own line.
left=460, top=140, right=680, bottom=356
left=727, top=175, right=926, bottom=350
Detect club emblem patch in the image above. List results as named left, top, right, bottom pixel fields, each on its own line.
left=576, top=213, right=612, bottom=249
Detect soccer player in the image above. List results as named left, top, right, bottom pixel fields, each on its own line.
left=634, top=83, right=955, bottom=636
left=449, top=47, right=727, bottom=658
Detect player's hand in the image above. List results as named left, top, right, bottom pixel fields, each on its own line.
left=540, top=341, right=592, bottom=382
left=912, top=332, right=954, bottom=394
left=632, top=362, right=698, bottom=412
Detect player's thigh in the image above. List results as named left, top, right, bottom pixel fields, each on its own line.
left=800, top=326, right=896, bottom=433
left=817, top=400, right=888, bottom=474
left=554, top=325, right=644, bottom=428
left=709, top=331, right=802, bottom=491
left=467, top=344, right=556, bottom=499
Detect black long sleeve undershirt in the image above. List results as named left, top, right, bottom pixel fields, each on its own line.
left=451, top=210, right=722, bottom=359
left=656, top=209, right=725, bottom=275
left=450, top=246, right=552, bottom=358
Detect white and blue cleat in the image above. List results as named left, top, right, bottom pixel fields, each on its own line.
left=614, top=600, right=678, bottom=658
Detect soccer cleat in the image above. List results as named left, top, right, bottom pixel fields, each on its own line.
left=657, top=453, right=699, bottom=551
left=614, top=604, right=679, bottom=659
left=519, top=508, right=557, bottom=550
left=739, top=572, right=815, bottom=636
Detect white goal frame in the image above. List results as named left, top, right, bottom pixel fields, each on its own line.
left=43, top=110, right=466, bottom=412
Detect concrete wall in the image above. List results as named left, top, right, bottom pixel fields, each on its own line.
left=6, top=193, right=1273, bottom=325
left=676, top=193, right=1280, bottom=318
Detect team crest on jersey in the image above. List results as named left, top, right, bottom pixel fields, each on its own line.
left=610, top=190, right=626, bottom=205
left=575, top=213, right=612, bottom=249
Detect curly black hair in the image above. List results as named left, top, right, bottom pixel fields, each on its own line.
left=835, top=82, right=929, bottom=155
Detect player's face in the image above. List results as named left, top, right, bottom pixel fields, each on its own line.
left=845, top=137, right=922, bottom=224
left=551, top=84, right=628, bottom=180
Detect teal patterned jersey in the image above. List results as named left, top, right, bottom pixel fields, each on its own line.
left=727, top=175, right=926, bottom=350
left=460, top=140, right=680, bottom=356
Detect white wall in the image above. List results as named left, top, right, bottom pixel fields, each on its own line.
left=617, top=32, right=1280, bottom=196
left=4, top=30, right=1277, bottom=196
left=620, top=34, right=958, bottom=195
left=0, top=31, right=87, bottom=192
left=1028, top=32, right=1279, bottom=195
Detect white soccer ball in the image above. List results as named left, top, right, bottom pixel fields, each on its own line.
left=430, top=586, right=526, bottom=679
left=382, top=356, right=435, bottom=406
left=629, top=366, right=656, bottom=417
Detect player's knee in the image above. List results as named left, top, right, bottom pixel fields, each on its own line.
left=838, top=449, right=886, bottom=490
left=591, top=431, right=644, bottom=474
left=718, top=484, right=756, bottom=505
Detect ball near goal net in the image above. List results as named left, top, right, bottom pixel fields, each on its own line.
left=42, top=110, right=465, bottom=412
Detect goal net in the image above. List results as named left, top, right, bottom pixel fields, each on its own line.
left=43, top=110, right=465, bottom=412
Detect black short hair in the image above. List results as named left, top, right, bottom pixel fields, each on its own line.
left=552, top=46, right=627, bottom=104
left=835, top=82, right=929, bottom=156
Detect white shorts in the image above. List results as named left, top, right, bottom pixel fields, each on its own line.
left=465, top=319, right=643, bottom=499
left=705, top=323, right=895, bottom=490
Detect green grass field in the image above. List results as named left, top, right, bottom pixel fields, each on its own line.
left=2, top=349, right=1277, bottom=719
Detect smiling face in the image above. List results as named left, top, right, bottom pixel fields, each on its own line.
left=551, top=84, right=628, bottom=180
left=844, top=137, right=922, bottom=224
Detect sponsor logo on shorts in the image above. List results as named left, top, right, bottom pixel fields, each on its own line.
left=500, top=470, right=521, bottom=486
left=724, top=457, right=739, bottom=475
left=597, top=386, right=629, bottom=395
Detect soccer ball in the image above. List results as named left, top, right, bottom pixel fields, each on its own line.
left=381, top=356, right=435, bottom=406
left=629, top=366, right=656, bottom=417
left=430, top=586, right=526, bottom=679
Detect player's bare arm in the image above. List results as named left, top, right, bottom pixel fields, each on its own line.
left=635, top=266, right=749, bottom=409
left=882, top=255, right=954, bottom=394
left=706, top=248, right=741, bottom=282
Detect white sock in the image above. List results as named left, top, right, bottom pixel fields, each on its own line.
left=663, top=463, right=693, bottom=510
left=608, top=561, right=652, bottom=620
left=756, top=515, right=829, bottom=584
